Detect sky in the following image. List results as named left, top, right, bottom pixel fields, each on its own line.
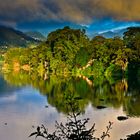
left=1, top=0, right=140, bottom=36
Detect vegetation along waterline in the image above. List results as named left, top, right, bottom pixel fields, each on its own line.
left=0, top=26, right=140, bottom=140
left=1, top=26, right=140, bottom=78
left=2, top=0, right=140, bottom=139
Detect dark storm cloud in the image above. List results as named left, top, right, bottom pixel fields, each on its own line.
left=1, top=0, right=140, bottom=27
left=0, top=0, right=58, bottom=26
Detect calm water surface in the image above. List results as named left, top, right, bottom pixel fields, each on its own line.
left=0, top=72, right=140, bottom=140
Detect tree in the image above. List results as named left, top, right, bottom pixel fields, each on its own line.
left=30, top=93, right=113, bottom=140
left=45, top=26, right=90, bottom=72
left=123, top=27, right=140, bottom=62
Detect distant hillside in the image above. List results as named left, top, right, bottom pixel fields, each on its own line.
left=93, top=28, right=127, bottom=38
left=25, top=31, right=46, bottom=41
left=0, top=26, right=39, bottom=48
left=99, top=31, right=119, bottom=38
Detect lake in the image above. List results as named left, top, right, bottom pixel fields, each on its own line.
left=0, top=71, right=140, bottom=140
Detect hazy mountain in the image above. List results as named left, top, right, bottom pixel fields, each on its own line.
left=0, top=25, right=39, bottom=48
left=25, top=31, right=46, bottom=41
left=99, top=31, right=119, bottom=38
left=92, top=28, right=127, bottom=38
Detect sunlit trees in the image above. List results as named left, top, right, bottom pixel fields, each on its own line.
left=45, top=26, right=89, bottom=72
left=4, top=47, right=30, bottom=70
left=3, top=26, right=140, bottom=77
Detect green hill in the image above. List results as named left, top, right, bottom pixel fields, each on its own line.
left=0, top=25, right=39, bottom=48
left=25, top=31, right=46, bottom=41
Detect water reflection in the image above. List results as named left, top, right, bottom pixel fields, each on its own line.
left=0, top=74, right=20, bottom=98
left=0, top=71, right=140, bottom=140
left=0, top=86, right=59, bottom=140
left=2, top=71, right=140, bottom=117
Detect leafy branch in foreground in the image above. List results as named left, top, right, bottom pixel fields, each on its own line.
left=29, top=93, right=113, bottom=140
left=121, top=130, right=140, bottom=140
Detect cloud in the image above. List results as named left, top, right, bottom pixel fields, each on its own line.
left=99, top=0, right=140, bottom=21
left=1, top=0, right=140, bottom=27
left=0, top=0, right=57, bottom=26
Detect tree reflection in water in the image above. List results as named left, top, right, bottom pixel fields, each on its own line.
left=2, top=71, right=140, bottom=139
left=29, top=93, right=113, bottom=140
left=2, top=70, right=140, bottom=117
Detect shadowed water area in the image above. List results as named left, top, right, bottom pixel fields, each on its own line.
left=0, top=71, right=140, bottom=140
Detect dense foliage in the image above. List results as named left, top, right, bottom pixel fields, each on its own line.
left=1, top=26, right=140, bottom=140
left=3, top=26, right=140, bottom=77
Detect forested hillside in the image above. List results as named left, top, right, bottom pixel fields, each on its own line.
left=3, top=26, right=140, bottom=77
left=0, top=26, right=39, bottom=48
